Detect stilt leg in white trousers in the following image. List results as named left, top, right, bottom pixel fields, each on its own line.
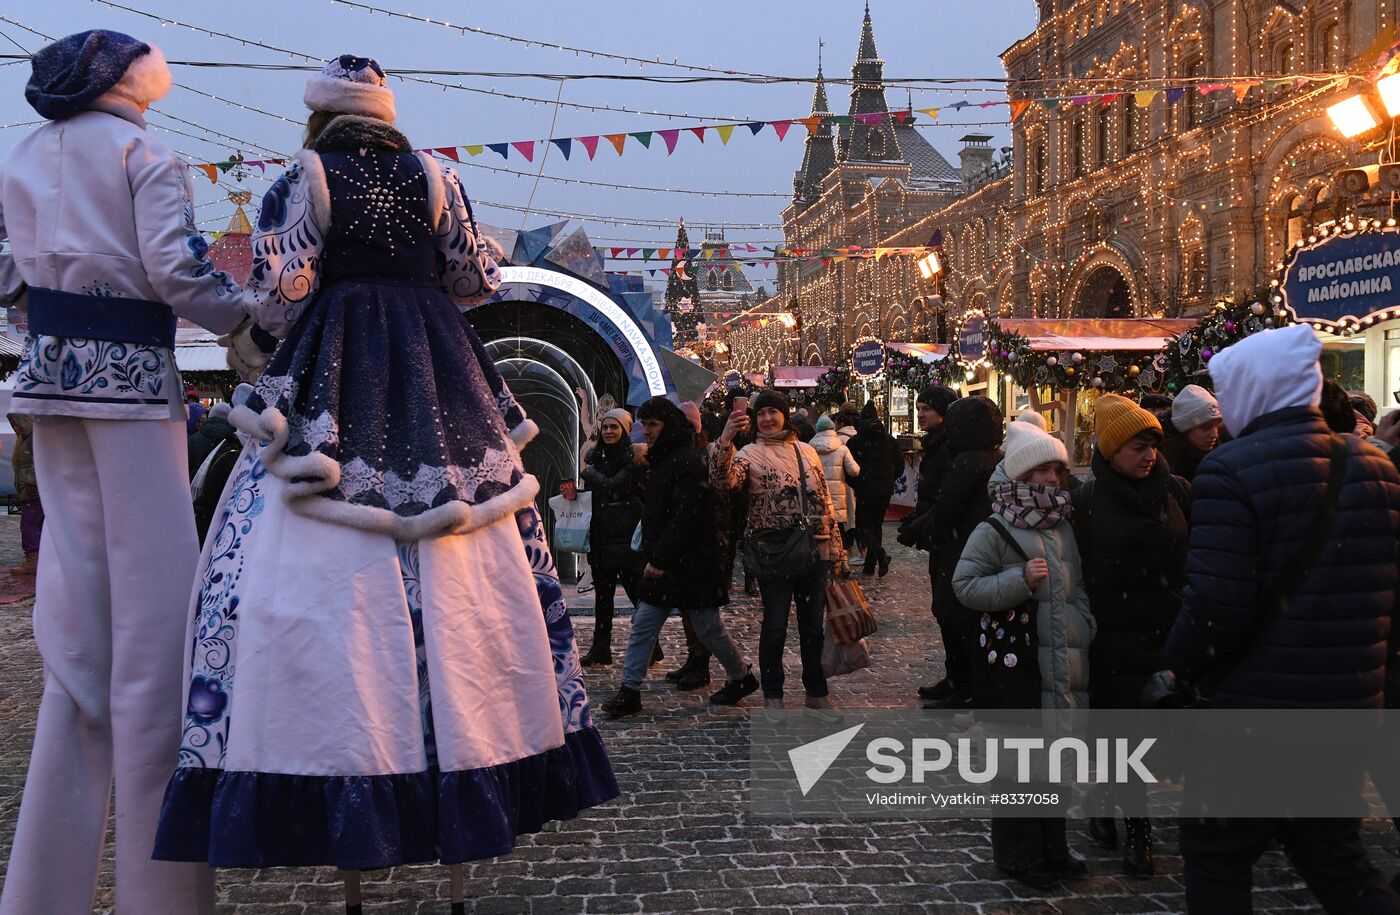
left=0, top=417, right=215, bottom=915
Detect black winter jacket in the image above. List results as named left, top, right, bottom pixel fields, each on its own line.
left=928, top=397, right=1004, bottom=618
left=848, top=420, right=904, bottom=498
left=581, top=441, right=644, bottom=570
left=188, top=416, right=238, bottom=477
left=1074, top=452, right=1190, bottom=709
left=1165, top=407, right=1400, bottom=709
left=635, top=435, right=729, bottom=610
left=898, top=427, right=953, bottom=553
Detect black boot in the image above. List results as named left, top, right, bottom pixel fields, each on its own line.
left=649, top=642, right=664, bottom=666
left=676, top=655, right=712, bottom=691
left=579, top=643, right=612, bottom=667
left=1121, top=817, right=1153, bottom=877
left=918, top=679, right=954, bottom=701
left=602, top=686, right=642, bottom=719
left=877, top=550, right=891, bottom=578
left=709, top=669, right=759, bottom=705
left=1087, top=816, right=1118, bottom=850
left=665, top=658, right=691, bottom=682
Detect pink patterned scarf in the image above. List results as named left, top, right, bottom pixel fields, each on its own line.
left=990, top=480, right=1073, bottom=530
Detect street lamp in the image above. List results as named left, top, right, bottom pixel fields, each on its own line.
left=1328, top=94, right=1383, bottom=138
left=917, top=249, right=944, bottom=280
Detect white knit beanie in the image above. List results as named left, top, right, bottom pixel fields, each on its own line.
left=1014, top=410, right=1048, bottom=430
left=1171, top=384, right=1222, bottom=433
left=1003, top=421, right=1069, bottom=481
left=304, top=54, right=396, bottom=122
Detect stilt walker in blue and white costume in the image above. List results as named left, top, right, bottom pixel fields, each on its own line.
left=0, top=31, right=246, bottom=915
left=152, top=56, right=618, bottom=875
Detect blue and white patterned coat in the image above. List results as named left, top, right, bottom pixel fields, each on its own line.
left=0, top=97, right=245, bottom=420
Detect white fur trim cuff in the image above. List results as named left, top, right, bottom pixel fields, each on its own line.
left=230, top=403, right=541, bottom=540
left=510, top=419, right=539, bottom=450
left=304, top=75, right=396, bottom=122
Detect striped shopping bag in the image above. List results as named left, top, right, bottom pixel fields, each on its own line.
left=825, top=578, right=878, bottom=645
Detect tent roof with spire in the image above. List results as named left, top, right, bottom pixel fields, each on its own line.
left=835, top=4, right=961, bottom=188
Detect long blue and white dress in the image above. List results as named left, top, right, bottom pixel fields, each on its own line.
left=153, top=115, right=617, bottom=870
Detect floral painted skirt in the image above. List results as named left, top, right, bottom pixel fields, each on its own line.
left=152, top=447, right=617, bottom=869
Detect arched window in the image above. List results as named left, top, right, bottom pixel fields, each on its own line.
left=1121, top=97, right=1138, bottom=153
left=706, top=267, right=719, bottom=291
left=1275, top=40, right=1294, bottom=75
left=1097, top=105, right=1111, bottom=165
left=1180, top=58, right=1202, bottom=130
left=1320, top=22, right=1340, bottom=70
left=1286, top=193, right=1307, bottom=249
left=1073, top=118, right=1086, bottom=177
left=1032, top=141, right=1047, bottom=195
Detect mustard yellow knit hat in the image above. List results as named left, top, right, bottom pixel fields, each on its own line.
left=1094, top=394, right=1162, bottom=459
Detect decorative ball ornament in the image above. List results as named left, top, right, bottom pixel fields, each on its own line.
left=1223, top=321, right=1237, bottom=333
left=1046, top=356, right=1058, bottom=367
left=1251, top=301, right=1266, bottom=315
left=1201, top=348, right=1214, bottom=361
left=1128, top=364, right=1141, bottom=378
left=1090, top=376, right=1104, bottom=388
left=1071, top=352, right=1084, bottom=365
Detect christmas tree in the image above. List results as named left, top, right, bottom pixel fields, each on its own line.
left=664, top=218, right=701, bottom=348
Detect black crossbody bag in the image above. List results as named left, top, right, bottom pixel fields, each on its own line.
left=745, top=443, right=821, bottom=582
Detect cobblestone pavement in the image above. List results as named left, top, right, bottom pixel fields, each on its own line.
left=0, top=518, right=1396, bottom=913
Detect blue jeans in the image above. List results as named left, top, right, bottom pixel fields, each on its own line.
left=757, top=561, right=830, bottom=699
left=621, top=602, right=748, bottom=690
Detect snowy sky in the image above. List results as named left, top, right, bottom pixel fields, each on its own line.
left=0, top=1, right=1039, bottom=289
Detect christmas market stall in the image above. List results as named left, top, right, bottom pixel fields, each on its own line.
left=839, top=337, right=957, bottom=438
left=1277, top=217, right=1400, bottom=411
left=985, top=317, right=1196, bottom=465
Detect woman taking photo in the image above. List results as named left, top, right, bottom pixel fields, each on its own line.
left=711, top=389, right=845, bottom=713
left=1073, top=394, right=1190, bottom=877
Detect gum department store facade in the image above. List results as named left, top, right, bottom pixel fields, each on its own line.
left=728, top=0, right=1400, bottom=371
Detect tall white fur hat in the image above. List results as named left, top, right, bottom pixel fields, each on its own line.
left=304, top=54, right=395, bottom=122
left=1003, top=421, right=1069, bottom=481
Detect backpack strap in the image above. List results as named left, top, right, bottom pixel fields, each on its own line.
left=1199, top=434, right=1348, bottom=695
left=986, top=516, right=1031, bottom=563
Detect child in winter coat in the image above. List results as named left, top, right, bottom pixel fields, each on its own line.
left=952, top=420, right=1096, bottom=892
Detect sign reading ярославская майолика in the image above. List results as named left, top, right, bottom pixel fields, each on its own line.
left=1281, top=225, right=1400, bottom=330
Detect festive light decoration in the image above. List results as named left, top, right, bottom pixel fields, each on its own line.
left=810, top=366, right=856, bottom=411
left=1159, top=298, right=1292, bottom=393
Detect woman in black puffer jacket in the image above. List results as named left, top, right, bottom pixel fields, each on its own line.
left=921, top=396, right=1004, bottom=710
left=1072, top=394, right=1190, bottom=878
left=579, top=408, right=645, bottom=666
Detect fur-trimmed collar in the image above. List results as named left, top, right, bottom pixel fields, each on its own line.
left=311, top=114, right=411, bottom=153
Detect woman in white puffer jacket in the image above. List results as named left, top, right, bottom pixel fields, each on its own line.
left=809, top=413, right=860, bottom=530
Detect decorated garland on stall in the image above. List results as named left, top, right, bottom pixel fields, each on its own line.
left=702, top=370, right=758, bottom=418
left=983, top=322, right=1165, bottom=395
left=883, top=346, right=963, bottom=391
left=1159, top=298, right=1292, bottom=393
left=810, top=366, right=855, bottom=411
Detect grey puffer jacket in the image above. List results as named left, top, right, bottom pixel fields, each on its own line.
left=952, top=463, right=1097, bottom=711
